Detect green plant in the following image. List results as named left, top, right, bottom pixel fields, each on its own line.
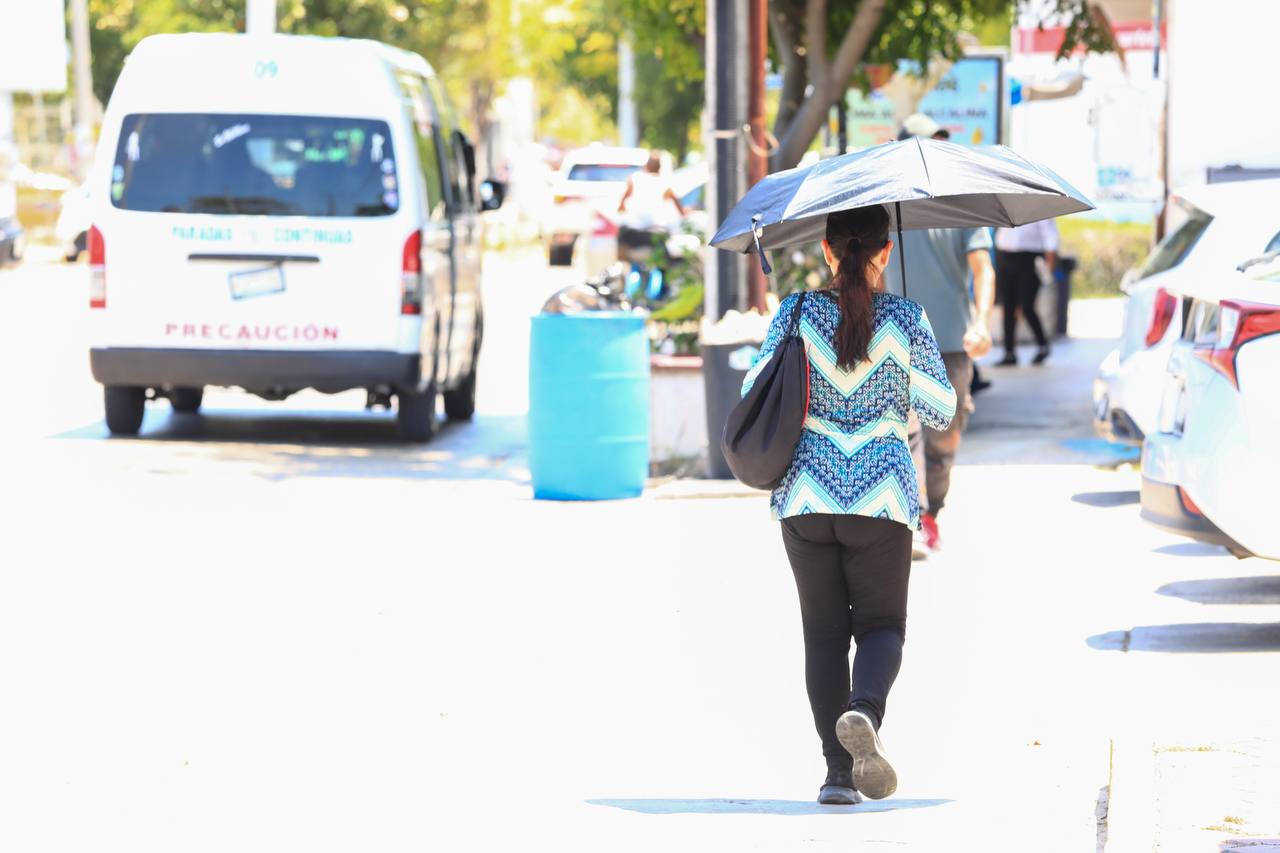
left=1058, top=217, right=1154, bottom=298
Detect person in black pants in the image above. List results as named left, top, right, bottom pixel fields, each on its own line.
left=995, top=219, right=1058, bottom=365
left=742, top=204, right=956, bottom=804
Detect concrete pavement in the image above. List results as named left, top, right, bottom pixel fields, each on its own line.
left=0, top=248, right=1277, bottom=851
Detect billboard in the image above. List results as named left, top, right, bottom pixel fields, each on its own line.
left=0, top=0, right=68, bottom=92
left=846, top=56, right=1003, bottom=148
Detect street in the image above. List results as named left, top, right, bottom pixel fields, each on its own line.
left=1, top=248, right=1278, bottom=852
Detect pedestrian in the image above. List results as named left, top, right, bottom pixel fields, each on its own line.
left=616, top=150, right=684, bottom=259
left=896, top=114, right=996, bottom=557
left=744, top=204, right=956, bottom=805
left=994, top=219, right=1058, bottom=365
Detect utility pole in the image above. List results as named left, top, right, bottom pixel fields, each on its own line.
left=745, top=0, right=768, bottom=312
left=69, top=0, right=94, bottom=180
left=246, top=0, right=277, bottom=34
left=705, top=0, right=746, bottom=321
left=618, top=35, right=638, bottom=148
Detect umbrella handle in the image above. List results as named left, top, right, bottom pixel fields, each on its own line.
left=896, top=201, right=906, bottom=298
left=751, top=215, right=773, bottom=276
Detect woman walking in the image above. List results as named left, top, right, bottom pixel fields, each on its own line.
left=743, top=205, right=957, bottom=805
left=995, top=218, right=1059, bottom=365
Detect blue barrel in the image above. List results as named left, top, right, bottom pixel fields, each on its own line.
left=529, top=312, right=650, bottom=500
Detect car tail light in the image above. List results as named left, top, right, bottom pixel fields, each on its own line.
left=401, top=230, right=422, bottom=316
left=1177, top=487, right=1203, bottom=516
left=1144, top=287, right=1176, bottom=347
left=88, top=225, right=106, bottom=308
left=1193, top=299, right=1280, bottom=388
left=592, top=212, right=618, bottom=238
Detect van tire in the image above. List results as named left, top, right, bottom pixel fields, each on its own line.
left=443, top=367, right=476, bottom=422
left=104, top=385, right=146, bottom=435
left=396, top=382, right=438, bottom=442
left=170, top=386, right=204, bottom=413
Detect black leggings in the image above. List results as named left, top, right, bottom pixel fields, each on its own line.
left=996, top=249, right=1049, bottom=350
left=781, top=514, right=912, bottom=772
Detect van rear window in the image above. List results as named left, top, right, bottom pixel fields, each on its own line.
left=110, top=113, right=399, bottom=217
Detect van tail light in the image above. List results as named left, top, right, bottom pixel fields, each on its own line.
left=592, top=211, right=618, bottom=238
left=401, top=230, right=422, bottom=316
left=1193, top=299, right=1280, bottom=388
left=1144, top=287, right=1176, bottom=347
left=88, top=225, right=106, bottom=309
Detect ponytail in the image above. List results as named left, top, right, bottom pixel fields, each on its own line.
left=832, top=237, right=876, bottom=369
left=824, top=204, right=890, bottom=370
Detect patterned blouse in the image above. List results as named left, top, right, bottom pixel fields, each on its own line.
left=741, top=290, right=957, bottom=528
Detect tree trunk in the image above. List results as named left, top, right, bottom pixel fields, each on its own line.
left=769, top=4, right=807, bottom=142
left=769, top=0, right=888, bottom=172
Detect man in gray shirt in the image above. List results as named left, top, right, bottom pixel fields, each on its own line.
left=893, top=115, right=996, bottom=556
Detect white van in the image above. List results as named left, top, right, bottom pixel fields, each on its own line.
left=87, top=33, right=502, bottom=441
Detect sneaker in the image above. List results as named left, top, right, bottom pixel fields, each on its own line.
left=920, top=512, right=941, bottom=552
left=818, top=767, right=862, bottom=805
left=1033, top=346, right=1050, bottom=365
left=911, top=528, right=931, bottom=561
left=997, top=352, right=1018, bottom=366
left=836, top=710, right=898, bottom=800
left=970, top=375, right=992, bottom=395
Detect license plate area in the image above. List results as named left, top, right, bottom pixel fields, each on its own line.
left=229, top=265, right=286, bottom=301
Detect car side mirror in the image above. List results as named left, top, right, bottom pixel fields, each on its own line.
left=479, top=179, right=505, bottom=211
left=455, top=130, right=477, bottom=177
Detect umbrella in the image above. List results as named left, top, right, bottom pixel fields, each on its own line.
left=710, top=137, right=1094, bottom=291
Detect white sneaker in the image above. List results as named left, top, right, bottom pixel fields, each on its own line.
left=912, top=529, right=931, bottom=561
left=836, top=710, right=898, bottom=800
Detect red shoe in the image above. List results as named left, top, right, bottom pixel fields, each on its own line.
left=920, top=512, right=941, bottom=552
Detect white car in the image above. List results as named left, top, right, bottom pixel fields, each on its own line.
left=1093, top=179, right=1280, bottom=445
left=1141, top=252, right=1280, bottom=559
left=545, top=145, right=668, bottom=267
left=87, top=33, right=501, bottom=441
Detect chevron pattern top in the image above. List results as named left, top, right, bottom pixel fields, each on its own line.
left=742, top=290, right=957, bottom=528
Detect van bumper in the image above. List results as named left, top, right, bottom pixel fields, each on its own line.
left=90, top=348, right=422, bottom=393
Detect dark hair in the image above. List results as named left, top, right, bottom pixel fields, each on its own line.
left=825, top=204, right=891, bottom=370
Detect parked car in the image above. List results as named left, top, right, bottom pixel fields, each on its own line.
left=1093, top=179, right=1280, bottom=445
left=56, top=182, right=92, bottom=262
left=1140, top=252, right=1280, bottom=559
left=545, top=145, right=667, bottom=267
left=578, top=163, right=708, bottom=278
left=87, top=32, right=502, bottom=441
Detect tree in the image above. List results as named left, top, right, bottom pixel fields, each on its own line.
left=768, top=0, right=1114, bottom=171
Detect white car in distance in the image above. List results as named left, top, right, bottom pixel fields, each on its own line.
left=1094, top=179, right=1280, bottom=445
left=1141, top=251, right=1280, bottom=559
left=545, top=145, right=668, bottom=267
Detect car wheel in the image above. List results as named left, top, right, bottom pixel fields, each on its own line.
left=104, top=385, right=146, bottom=436
left=443, top=367, right=476, bottom=422
left=548, top=242, right=574, bottom=266
left=396, top=382, right=438, bottom=442
left=170, top=386, right=204, bottom=413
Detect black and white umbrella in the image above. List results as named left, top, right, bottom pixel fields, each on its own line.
left=711, top=137, right=1094, bottom=290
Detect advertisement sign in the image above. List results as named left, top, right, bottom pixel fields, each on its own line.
left=846, top=56, right=1003, bottom=149
left=0, top=0, right=68, bottom=92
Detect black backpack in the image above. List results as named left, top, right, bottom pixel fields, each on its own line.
left=720, top=292, right=809, bottom=490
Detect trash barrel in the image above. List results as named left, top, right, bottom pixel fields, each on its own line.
left=529, top=312, right=650, bottom=500
left=701, top=340, right=762, bottom=479
left=1054, top=255, right=1077, bottom=337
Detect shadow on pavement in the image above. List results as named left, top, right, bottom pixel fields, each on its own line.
left=1153, top=542, right=1232, bottom=558
left=1221, top=840, right=1280, bottom=851
left=51, top=411, right=530, bottom=484
left=586, top=797, right=951, bottom=816
left=1087, top=622, right=1280, bottom=653
left=1071, top=489, right=1140, bottom=508
left=1158, top=576, right=1280, bottom=606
